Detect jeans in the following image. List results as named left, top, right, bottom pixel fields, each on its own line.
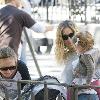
left=78, top=94, right=99, bottom=100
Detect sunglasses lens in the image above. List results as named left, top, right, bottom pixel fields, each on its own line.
left=69, top=33, right=74, bottom=38
left=62, top=35, right=68, bottom=40
left=0, top=66, right=16, bottom=71
left=62, top=33, right=74, bottom=40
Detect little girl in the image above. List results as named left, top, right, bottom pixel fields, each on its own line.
left=73, top=31, right=100, bottom=100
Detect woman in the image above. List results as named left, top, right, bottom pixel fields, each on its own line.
left=73, top=31, right=99, bottom=100
left=55, top=20, right=79, bottom=85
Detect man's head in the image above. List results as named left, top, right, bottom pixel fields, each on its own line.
left=0, top=47, right=17, bottom=79
left=0, top=0, right=5, bottom=4
left=5, top=0, right=22, bottom=8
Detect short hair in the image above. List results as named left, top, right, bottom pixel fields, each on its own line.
left=0, top=47, right=17, bottom=60
left=0, top=0, right=5, bottom=4
left=5, top=0, right=15, bottom=3
left=5, top=0, right=11, bottom=3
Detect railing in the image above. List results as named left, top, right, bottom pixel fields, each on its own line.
left=29, top=0, right=100, bottom=24
left=0, top=79, right=100, bottom=100
left=0, top=79, right=66, bottom=100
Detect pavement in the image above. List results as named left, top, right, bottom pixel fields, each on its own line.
left=26, top=41, right=64, bottom=81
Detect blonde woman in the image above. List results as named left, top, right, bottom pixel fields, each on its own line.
left=55, top=20, right=79, bottom=85
left=73, top=31, right=100, bottom=100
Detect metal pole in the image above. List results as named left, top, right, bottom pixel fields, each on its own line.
left=84, top=0, right=87, bottom=25
left=17, top=81, right=22, bottom=100
left=46, top=0, right=49, bottom=22
left=23, top=28, right=42, bottom=77
left=68, top=0, right=71, bottom=19
left=44, top=82, right=48, bottom=100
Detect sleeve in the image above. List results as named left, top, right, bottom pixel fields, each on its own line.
left=95, top=50, right=100, bottom=78
left=97, top=50, right=100, bottom=66
left=17, top=60, right=31, bottom=89
left=80, top=54, right=94, bottom=84
left=30, top=22, right=46, bottom=33
left=19, top=11, right=36, bottom=28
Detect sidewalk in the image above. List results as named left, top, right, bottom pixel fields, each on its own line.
left=26, top=45, right=64, bottom=81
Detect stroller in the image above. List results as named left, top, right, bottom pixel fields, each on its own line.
left=21, top=75, right=66, bottom=100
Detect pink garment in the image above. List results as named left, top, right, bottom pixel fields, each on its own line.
left=91, top=80, right=100, bottom=99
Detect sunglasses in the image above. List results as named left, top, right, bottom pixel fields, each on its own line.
left=0, top=66, right=17, bottom=71
left=62, top=33, right=74, bottom=40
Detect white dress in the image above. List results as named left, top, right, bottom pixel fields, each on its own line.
left=61, top=52, right=78, bottom=85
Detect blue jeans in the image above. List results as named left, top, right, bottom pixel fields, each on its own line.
left=78, top=94, right=99, bottom=100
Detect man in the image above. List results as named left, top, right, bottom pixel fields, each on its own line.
left=0, top=0, right=53, bottom=55
left=0, top=46, right=31, bottom=99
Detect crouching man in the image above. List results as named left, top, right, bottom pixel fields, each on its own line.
left=0, top=46, right=31, bottom=99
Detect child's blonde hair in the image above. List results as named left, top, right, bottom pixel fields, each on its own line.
left=76, top=31, right=94, bottom=52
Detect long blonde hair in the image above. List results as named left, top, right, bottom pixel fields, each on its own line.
left=55, top=20, right=79, bottom=64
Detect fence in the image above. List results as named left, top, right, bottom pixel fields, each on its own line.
left=30, top=0, right=100, bottom=24
left=0, top=79, right=100, bottom=100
